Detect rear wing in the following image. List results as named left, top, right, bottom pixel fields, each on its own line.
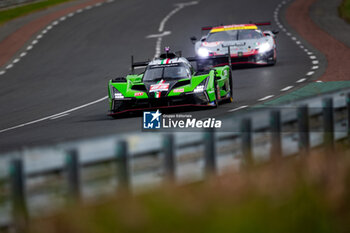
left=131, top=56, right=149, bottom=74
left=131, top=51, right=183, bottom=74
left=250, top=21, right=271, bottom=26
left=201, top=21, right=271, bottom=31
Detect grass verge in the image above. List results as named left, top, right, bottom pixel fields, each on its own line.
left=29, top=150, right=350, bottom=233
left=339, top=0, right=350, bottom=24
left=0, top=0, right=75, bottom=25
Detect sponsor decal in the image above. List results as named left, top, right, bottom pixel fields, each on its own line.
left=173, top=88, right=184, bottom=93
left=143, top=110, right=222, bottom=130
left=134, top=92, right=143, bottom=97
left=143, top=110, right=162, bottom=129
left=210, top=25, right=257, bottom=33
left=202, top=41, right=222, bottom=47
left=150, top=80, right=169, bottom=92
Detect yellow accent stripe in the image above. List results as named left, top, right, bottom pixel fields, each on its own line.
left=210, top=25, right=257, bottom=33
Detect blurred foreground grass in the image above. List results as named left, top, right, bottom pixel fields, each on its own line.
left=0, top=0, right=74, bottom=25
left=340, top=0, right=350, bottom=24
left=29, top=150, right=350, bottom=233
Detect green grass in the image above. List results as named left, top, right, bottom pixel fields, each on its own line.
left=339, top=0, right=350, bottom=24
left=29, top=151, right=350, bottom=233
left=0, top=0, right=75, bottom=25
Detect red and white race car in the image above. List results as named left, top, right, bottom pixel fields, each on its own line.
left=191, top=22, right=278, bottom=66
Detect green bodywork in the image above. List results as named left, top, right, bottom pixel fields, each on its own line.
left=108, top=65, right=232, bottom=111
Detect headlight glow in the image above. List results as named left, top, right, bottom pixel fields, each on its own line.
left=197, top=47, right=210, bottom=57
left=193, top=78, right=207, bottom=93
left=111, top=86, right=124, bottom=99
left=258, top=43, right=272, bottom=53
left=194, top=85, right=205, bottom=93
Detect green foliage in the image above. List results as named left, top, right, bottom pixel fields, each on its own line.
left=339, top=0, right=350, bottom=24
left=29, top=153, right=350, bottom=233
left=0, top=0, right=74, bottom=25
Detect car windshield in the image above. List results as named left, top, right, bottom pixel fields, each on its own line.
left=207, top=30, right=238, bottom=42
left=238, top=29, right=263, bottom=40
left=206, top=29, right=263, bottom=42
left=143, top=64, right=190, bottom=81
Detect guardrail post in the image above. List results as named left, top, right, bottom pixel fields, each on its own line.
left=203, top=129, right=216, bottom=176
left=298, top=105, right=310, bottom=155
left=65, top=149, right=80, bottom=202
left=322, top=98, right=335, bottom=150
left=115, top=140, right=130, bottom=192
left=9, top=158, right=28, bottom=232
left=163, top=134, right=175, bottom=182
left=270, top=110, right=282, bottom=160
left=347, top=93, right=350, bottom=140
left=241, top=118, right=253, bottom=167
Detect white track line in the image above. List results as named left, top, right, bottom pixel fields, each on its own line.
left=153, top=1, right=198, bottom=58
left=146, top=31, right=171, bottom=39
left=258, top=95, right=274, bottom=101
left=281, top=86, right=293, bottom=91
left=228, top=105, right=248, bottom=112
left=296, top=78, right=306, bottom=83
left=50, top=113, right=69, bottom=120
left=0, top=96, right=107, bottom=134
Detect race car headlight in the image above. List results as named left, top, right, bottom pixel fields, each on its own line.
left=258, top=43, right=272, bottom=53
left=197, top=47, right=210, bottom=58
left=193, top=79, right=207, bottom=93
left=110, top=86, right=124, bottom=99
left=194, top=85, right=205, bottom=93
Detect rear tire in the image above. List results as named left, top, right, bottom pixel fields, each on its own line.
left=269, top=49, right=277, bottom=65
left=229, top=68, right=233, bottom=98
left=213, top=79, right=219, bottom=107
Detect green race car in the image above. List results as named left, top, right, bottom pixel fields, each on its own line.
left=108, top=50, right=233, bottom=116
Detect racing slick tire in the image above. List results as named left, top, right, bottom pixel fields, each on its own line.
left=228, top=69, right=233, bottom=102
left=212, top=79, right=219, bottom=108
left=268, top=49, right=277, bottom=66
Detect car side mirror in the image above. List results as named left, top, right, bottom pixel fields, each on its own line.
left=190, top=36, right=197, bottom=44
left=272, top=30, right=279, bottom=35
left=200, top=36, right=207, bottom=42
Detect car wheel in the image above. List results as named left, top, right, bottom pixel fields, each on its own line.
left=229, top=68, right=233, bottom=97
left=271, top=49, right=277, bottom=65
left=213, top=80, right=219, bottom=107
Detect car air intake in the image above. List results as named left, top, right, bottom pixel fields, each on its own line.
left=112, top=77, right=126, bottom=83
left=131, top=85, right=147, bottom=92
left=172, top=79, right=191, bottom=89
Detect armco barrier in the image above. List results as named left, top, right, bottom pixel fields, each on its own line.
left=1, top=87, right=350, bottom=231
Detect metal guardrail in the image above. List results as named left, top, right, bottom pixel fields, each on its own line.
left=1, top=89, right=350, bottom=232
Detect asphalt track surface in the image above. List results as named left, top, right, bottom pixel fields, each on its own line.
left=0, top=0, right=316, bottom=152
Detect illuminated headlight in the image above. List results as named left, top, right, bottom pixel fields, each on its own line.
left=194, top=85, right=205, bottom=93
left=258, top=43, right=272, bottom=53
left=111, top=86, right=124, bottom=99
left=197, top=47, right=210, bottom=58
left=114, top=93, right=124, bottom=99
left=193, top=78, right=207, bottom=93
